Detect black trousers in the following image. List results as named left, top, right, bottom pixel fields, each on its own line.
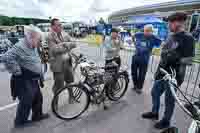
left=131, top=56, right=148, bottom=90
left=15, top=79, right=43, bottom=124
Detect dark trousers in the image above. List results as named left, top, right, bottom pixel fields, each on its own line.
left=52, top=71, right=74, bottom=94
left=15, top=80, right=43, bottom=124
left=53, top=71, right=74, bottom=105
left=151, top=80, right=176, bottom=122
left=131, top=56, right=148, bottom=90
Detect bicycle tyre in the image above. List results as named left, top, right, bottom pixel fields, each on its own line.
left=106, top=71, right=129, bottom=101
left=51, top=84, right=90, bottom=120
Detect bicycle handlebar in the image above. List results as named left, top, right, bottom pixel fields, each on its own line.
left=159, top=68, right=168, bottom=75
left=159, top=67, right=200, bottom=122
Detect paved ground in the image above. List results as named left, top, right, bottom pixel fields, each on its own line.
left=0, top=43, right=194, bottom=133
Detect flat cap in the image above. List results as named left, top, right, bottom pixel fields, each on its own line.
left=167, top=12, right=187, bottom=22
left=111, top=28, right=120, bottom=33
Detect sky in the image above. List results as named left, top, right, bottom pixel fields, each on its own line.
left=0, top=0, right=175, bottom=22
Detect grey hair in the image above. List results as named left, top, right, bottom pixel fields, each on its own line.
left=24, top=25, right=43, bottom=39
left=144, top=24, right=154, bottom=31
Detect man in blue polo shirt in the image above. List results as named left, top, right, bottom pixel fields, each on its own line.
left=131, top=24, right=161, bottom=94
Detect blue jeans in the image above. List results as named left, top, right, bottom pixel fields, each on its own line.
left=151, top=80, right=176, bottom=122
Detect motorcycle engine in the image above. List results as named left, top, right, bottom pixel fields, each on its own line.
left=80, top=62, right=104, bottom=86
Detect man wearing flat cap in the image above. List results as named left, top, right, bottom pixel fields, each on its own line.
left=142, top=12, right=195, bottom=129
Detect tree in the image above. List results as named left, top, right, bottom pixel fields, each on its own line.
left=0, top=15, right=49, bottom=26
left=0, top=16, right=12, bottom=25
left=16, top=18, right=25, bottom=25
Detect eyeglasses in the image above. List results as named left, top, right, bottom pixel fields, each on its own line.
left=56, top=24, right=62, bottom=27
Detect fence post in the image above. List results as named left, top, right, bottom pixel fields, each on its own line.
left=185, top=65, right=194, bottom=96
left=191, top=64, right=200, bottom=101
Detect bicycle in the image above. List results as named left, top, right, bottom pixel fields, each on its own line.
left=158, top=68, right=200, bottom=133
left=51, top=54, right=129, bottom=120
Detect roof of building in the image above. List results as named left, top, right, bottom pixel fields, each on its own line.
left=109, top=0, right=200, bottom=19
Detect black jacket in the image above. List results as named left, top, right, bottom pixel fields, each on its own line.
left=10, top=67, right=41, bottom=99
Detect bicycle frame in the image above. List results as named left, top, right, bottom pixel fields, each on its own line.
left=169, top=83, right=200, bottom=133
left=160, top=68, right=200, bottom=133
left=188, top=120, right=200, bottom=133
left=72, top=52, right=129, bottom=104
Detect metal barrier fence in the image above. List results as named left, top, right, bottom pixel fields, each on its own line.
left=179, top=63, right=200, bottom=102
left=80, top=43, right=200, bottom=103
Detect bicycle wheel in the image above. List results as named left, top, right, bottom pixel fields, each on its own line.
left=52, top=84, right=90, bottom=120
left=106, top=72, right=129, bottom=101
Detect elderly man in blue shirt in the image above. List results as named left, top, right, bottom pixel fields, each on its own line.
left=131, top=24, right=161, bottom=94
left=0, top=25, right=49, bottom=128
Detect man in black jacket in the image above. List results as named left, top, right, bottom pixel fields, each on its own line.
left=142, top=12, right=195, bottom=129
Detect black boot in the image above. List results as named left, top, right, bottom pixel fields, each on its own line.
left=142, top=112, right=158, bottom=120
left=160, top=127, right=178, bottom=133
left=135, top=88, right=142, bottom=94
left=154, top=119, right=170, bottom=129
left=32, top=113, right=50, bottom=122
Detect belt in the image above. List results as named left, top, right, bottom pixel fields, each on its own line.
left=106, top=56, right=120, bottom=61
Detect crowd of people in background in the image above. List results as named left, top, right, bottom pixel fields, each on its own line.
left=0, top=12, right=197, bottom=131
